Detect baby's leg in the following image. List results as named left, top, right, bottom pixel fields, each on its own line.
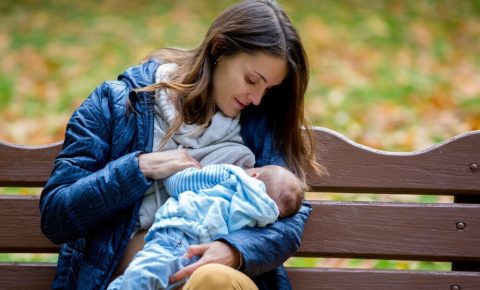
left=114, top=228, right=190, bottom=290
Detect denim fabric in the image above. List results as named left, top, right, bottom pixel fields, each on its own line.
left=40, top=59, right=312, bottom=290
left=108, top=228, right=197, bottom=290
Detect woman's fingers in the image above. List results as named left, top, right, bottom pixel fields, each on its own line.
left=138, top=149, right=201, bottom=179
left=169, top=259, right=205, bottom=283
left=184, top=243, right=211, bottom=259
left=169, top=241, right=241, bottom=283
left=183, top=151, right=202, bottom=168
left=169, top=243, right=212, bottom=283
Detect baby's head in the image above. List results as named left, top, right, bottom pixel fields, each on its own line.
left=245, top=165, right=303, bottom=217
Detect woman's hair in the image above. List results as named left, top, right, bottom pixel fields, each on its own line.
left=136, top=0, right=325, bottom=183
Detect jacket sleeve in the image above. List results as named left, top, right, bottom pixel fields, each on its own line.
left=39, top=81, right=152, bottom=245
left=219, top=202, right=312, bottom=277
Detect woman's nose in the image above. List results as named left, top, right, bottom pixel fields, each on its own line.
left=247, top=90, right=264, bottom=106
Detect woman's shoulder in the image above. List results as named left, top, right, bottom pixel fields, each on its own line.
left=117, top=58, right=163, bottom=90
left=92, top=58, right=165, bottom=111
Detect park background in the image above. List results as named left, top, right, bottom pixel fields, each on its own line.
left=1, top=0, right=479, bottom=272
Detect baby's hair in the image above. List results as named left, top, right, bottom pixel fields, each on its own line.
left=258, top=165, right=303, bottom=217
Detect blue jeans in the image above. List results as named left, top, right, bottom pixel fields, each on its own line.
left=108, top=228, right=200, bottom=290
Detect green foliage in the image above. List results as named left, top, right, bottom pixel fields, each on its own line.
left=285, top=257, right=319, bottom=268
left=0, top=77, right=13, bottom=108
left=0, top=187, right=42, bottom=195
left=1, top=0, right=479, bottom=148
left=285, top=257, right=451, bottom=271
left=0, top=253, right=58, bottom=263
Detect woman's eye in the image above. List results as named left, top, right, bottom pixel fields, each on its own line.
left=245, top=76, right=256, bottom=85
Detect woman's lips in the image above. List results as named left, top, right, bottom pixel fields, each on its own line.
left=235, top=98, right=247, bottom=109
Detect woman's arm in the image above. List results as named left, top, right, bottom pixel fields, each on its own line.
left=40, top=81, right=152, bottom=244
left=40, top=66, right=201, bottom=245
left=220, top=202, right=312, bottom=277
left=168, top=203, right=311, bottom=283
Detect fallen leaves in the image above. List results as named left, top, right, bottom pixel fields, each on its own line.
left=0, top=0, right=478, bottom=150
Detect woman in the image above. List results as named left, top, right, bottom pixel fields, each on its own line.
left=40, top=0, right=322, bottom=289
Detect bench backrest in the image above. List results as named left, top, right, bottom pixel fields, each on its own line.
left=1, top=128, right=479, bottom=289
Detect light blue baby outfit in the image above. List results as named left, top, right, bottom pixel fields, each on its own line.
left=108, top=164, right=279, bottom=289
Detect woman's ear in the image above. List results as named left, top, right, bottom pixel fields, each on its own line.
left=210, top=34, right=225, bottom=61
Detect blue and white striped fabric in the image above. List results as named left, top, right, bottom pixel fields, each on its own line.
left=163, top=164, right=232, bottom=198
left=146, top=164, right=279, bottom=244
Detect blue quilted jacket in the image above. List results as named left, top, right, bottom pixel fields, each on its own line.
left=40, top=59, right=312, bottom=290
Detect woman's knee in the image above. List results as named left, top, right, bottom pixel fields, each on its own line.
left=183, top=264, right=258, bottom=290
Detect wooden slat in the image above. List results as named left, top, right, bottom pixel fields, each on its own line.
left=1, top=264, right=479, bottom=290
left=1, top=129, right=479, bottom=192
left=3, top=196, right=480, bottom=263
left=286, top=268, right=480, bottom=290
left=307, top=128, right=480, bottom=194
left=0, top=196, right=59, bottom=252
left=0, top=263, right=55, bottom=290
left=0, top=140, right=62, bottom=187
left=298, top=201, right=480, bottom=262
left=453, top=195, right=480, bottom=271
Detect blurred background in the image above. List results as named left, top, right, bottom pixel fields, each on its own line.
left=0, top=0, right=479, bottom=271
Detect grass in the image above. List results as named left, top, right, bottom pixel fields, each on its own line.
left=1, top=0, right=479, bottom=146
left=0, top=253, right=58, bottom=263
left=285, top=257, right=451, bottom=271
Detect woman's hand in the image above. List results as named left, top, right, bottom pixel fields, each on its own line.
left=138, top=149, right=201, bottom=180
left=169, top=241, right=241, bottom=283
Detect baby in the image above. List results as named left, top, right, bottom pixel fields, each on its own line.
left=108, top=163, right=302, bottom=289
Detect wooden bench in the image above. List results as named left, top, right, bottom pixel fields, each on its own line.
left=1, top=127, right=479, bottom=289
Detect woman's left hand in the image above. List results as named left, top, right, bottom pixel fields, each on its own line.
left=169, top=241, right=241, bottom=283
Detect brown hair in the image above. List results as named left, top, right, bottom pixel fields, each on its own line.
left=136, top=0, right=324, bottom=182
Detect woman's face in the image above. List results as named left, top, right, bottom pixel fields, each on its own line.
left=212, top=52, right=288, bottom=117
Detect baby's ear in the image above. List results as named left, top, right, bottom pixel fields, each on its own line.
left=250, top=172, right=259, bottom=179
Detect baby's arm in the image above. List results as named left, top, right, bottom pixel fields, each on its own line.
left=163, top=164, right=230, bottom=198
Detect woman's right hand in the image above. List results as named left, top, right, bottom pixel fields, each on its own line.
left=169, top=241, right=241, bottom=284
left=138, top=149, right=201, bottom=180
